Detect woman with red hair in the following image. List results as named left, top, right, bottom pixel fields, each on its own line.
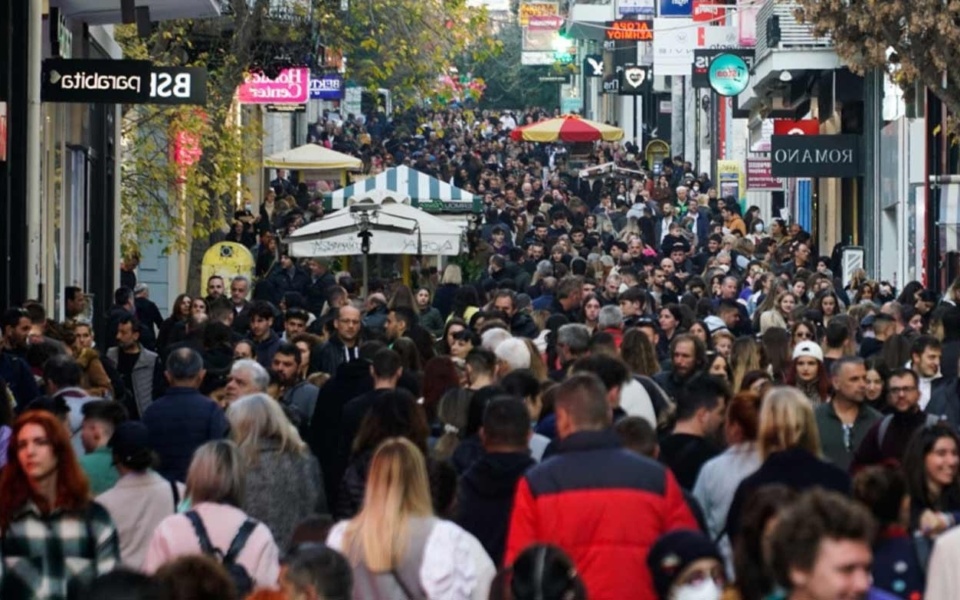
left=0, top=410, right=120, bottom=598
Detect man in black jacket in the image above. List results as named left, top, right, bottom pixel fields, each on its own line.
left=305, top=258, right=336, bottom=316
left=456, top=397, right=536, bottom=565
left=492, top=290, right=539, bottom=339
left=311, top=305, right=363, bottom=376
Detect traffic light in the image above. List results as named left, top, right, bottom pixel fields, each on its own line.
left=552, top=29, right=575, bottom=64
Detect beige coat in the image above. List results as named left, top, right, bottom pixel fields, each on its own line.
left=96, top=470, right=185, bottom=570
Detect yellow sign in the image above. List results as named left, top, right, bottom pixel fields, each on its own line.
left=717, top=160, right=746, bottom=207
left=200, top=242, right=256, bottom=297
left=519, top=2, right=559, bottom=26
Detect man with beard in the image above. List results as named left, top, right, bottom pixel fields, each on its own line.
left=1, top=307, right=31, bottom=360
left=107, top=314, right=164, bottom=420
left=271, top=342, right=318, bottom=430
left=657, top=374, right=729, bottom=490
left=492, top=290, right=539, bottom=339
left=654, top=334, right=707, bottom=401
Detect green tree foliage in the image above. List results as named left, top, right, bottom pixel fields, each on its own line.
left=313, top=0, right=499, bottom=105
left=794, top=0, right=959, bottom=126
left=455, top=22, right=555, bottom=110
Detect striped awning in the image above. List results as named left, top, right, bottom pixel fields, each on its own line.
left=325, top=166, right=479, bottom=213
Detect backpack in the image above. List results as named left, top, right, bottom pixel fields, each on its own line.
left=877, top=413, right=941, bottom=447
left=184, top=511, right=258, bottom=597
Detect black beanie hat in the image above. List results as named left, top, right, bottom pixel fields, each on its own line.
left=646, top=529, right=722, bottom=599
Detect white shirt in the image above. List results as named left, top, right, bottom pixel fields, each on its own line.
left=619, top=378, right=657, bottom=428
left=926, top=525, right=960, bottom=599
left=327, top=519, right=495, bottom=600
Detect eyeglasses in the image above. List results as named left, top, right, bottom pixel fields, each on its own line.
left=795, top=332, right=813, bottom=340
left=889, top=386, right=917, bottom=395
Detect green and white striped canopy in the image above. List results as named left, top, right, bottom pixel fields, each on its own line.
left=325, top=166, right=479, bottom=213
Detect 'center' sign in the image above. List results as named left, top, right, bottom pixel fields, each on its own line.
left=237, top=68, right=309, bottom=104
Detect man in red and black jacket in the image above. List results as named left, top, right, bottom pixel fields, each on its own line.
left=504, top=373, right=698, bottom=600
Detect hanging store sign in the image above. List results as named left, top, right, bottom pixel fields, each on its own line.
left=149, top=67, right=208, bottom=105
left=659, top=0, right=693, bottom=17
left=770, top=134, right=863, bottom=178
left=519, top=1, right=559, bottom=26
left=618, top=0, right=655, bottom=16
left=605, top=20, right=654, bottom=41
left=309, top=74, right=344, bottom=100
left=746, top=158, right=783, bottom=191
left=236, top=68, right=309, bottom=104
left=708, top=53, right=750, bottom=96
left=583, top=55, right=605, bottom=77
left=692, top=0, right=724, bottom=22
left=41, top=59, right=152, bottom=103
left=691, top=48, right=754, bottom=88
left=602, top=73, right=620, bottom=94
left=619, top=65, right=653, bottom=95
left=774, top=119, right=820, bottom=136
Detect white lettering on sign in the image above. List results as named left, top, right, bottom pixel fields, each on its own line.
left=310, top=78, right=342, bottom=93
left=772, top=148, right=855, bottom=164
left=52, top=71, right=141, bottom=94
left=150, top=72, right=192, bottom=99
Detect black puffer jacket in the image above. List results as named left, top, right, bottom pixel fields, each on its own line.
left=455, top=452, right=535, bottom=564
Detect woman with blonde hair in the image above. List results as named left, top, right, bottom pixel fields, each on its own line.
left=434, top=264, right=463, bottom=319
left=730, top=337, right=762, bottom=392
left=228, top=393, right=326, bottom=548
left=758, top=290, right=797, bottom=333
left=723, top=387, right=851, bottom=538
left=144, top=440, right=281, bottom=590
left=327, top=437, right=495, bottom=599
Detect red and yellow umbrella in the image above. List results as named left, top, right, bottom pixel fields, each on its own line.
left=509, top=114, right=624, bottom=143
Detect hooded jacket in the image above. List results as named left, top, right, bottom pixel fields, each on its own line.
left=456, top=452, right=536, bottom=565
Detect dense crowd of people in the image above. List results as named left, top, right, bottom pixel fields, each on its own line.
left=2, top=107, right=960, bottom=600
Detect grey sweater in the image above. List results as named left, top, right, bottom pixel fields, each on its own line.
left=242, top=440, right=328, bottom=549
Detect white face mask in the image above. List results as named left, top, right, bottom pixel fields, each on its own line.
left=671, top=579, right=723, bottom=600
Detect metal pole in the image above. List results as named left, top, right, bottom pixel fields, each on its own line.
left=710, top=90, right=719, bottom=186
left=27, top=0, right=42, bottom=300
left=362, top=254, right=369, bottom=297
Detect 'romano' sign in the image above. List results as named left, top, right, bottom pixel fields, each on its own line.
left=770, top=134, right=863, bottom=178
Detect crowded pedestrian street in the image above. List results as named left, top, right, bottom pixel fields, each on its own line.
left=2, top=0, right=960, bottom=599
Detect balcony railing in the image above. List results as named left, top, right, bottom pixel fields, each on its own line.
left=218, top=0, right=312, bottom=22
left=755, top=0, right=831, bottom=59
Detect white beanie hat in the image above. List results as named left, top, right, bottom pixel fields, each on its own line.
left=792, top=340, right=824, bottom=362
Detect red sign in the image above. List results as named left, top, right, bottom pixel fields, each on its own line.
left=746, top=158, right=784, bottom=191
left=605, top=20, right=654, bottom=41
left=773, top=119, right=820, bottom=136
left=527, top=15, right=563, bottom=30
left=693, top=0, right=725, bottom=23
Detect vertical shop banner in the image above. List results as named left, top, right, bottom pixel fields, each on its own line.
left=737, top=0, right=759, bottom=46
left=520, top=2, right=559, bottom=66
left=0, top=102, right=6, bottom=162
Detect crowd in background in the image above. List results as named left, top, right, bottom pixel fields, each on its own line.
left=2, top=107, right=960, bottom=600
